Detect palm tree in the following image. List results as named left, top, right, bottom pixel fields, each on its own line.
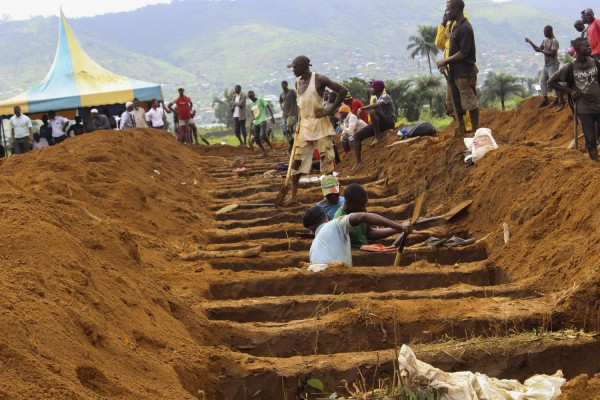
left=481, top=73, right=522, bottom=111
left=415, top=75, right=443, bottom=109
left=407, top=25, right=439, bottom=75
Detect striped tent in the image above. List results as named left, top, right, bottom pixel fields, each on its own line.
left=0, top=10, right=162, bottom=115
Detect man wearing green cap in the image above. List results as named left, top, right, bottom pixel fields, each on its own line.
left=316, top=176, right=345, bottom=219
left=283, top=55, right=348, bottom=205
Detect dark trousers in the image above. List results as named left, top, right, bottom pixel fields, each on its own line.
left=13, top=137, right=30, bottom=154
left=579, top=113, right=600, bottom=149
left=53, top=134, right=67, bottom=145
left=234, top=117, right=247, bottom=144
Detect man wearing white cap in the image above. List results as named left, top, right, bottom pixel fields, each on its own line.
left=120, top=102, right=136, bottom=130
left=90, top=109, right=110, bottom=131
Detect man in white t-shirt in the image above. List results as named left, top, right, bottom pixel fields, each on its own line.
left=146, top=99, right=168, bottom=130
left=48, top=110, right=69, bottom=144
left=9, top=105, right=33, bottom=155
left=303, top=205, right=411, bottom=267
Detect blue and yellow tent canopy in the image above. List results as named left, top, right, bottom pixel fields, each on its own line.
left=0, top=11, right=162, bottom=115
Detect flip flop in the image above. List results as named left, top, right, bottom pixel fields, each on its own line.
left=443, top=236, right=476, bottom=248
left=233, top=167, right=251, bottom=173
left=360, top=244, right=396, bottom=252
left=423, top=236, right=448, bottom=247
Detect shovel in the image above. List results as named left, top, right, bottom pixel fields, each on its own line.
left=393, top=192, right=425, bottom=267
left=275, top=126, right=300, bottom=207
left=413, top=199, right=472, bottom=225
left=440, top=68, right=463, bottom=138
left=567, top=99, right=579, bottom=150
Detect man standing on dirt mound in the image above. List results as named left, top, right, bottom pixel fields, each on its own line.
left=525, top=26, right=566, bottom=111
left=548, top=37, right=600, bottom=161
left=283, top=55, right=348, bottom=206
left=436, top=0, right=479, bottom=136
left=435, top=1, right=473, bottom=132
left=584, top=9, right=600, bottom=61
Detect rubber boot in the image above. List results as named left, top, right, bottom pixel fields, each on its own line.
left=588, top=147, right=599, bottom=161
left=454, top=113, right=466, bottom=138
left=469, top=108, right=480, bottom=133
left=465, top=112, right=473, bottom=133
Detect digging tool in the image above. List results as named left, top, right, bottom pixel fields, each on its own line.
left=215, top=202, right=279, bottom=214
left=393, top=192, right=425, bottom=267
left=440, top=68, right=464, bottom=138
left=0, top=117, right=8, bottom=157
left=412, top=199, right=472, bottom=225
left=215, top=204, right=239, bottom=215
left=569, top=99, right=579, bottom=150
left=275, top=125, right=300, bottom=207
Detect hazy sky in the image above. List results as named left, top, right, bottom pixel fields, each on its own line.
left=0, top=0, right=172, bottom=21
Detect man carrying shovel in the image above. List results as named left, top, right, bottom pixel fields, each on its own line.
left=436, top=0, right=479, bottom=136
left=280, top=55, right=348, bottom=206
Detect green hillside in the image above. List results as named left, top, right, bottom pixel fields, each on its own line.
left=0, top=0, right=579, bottom=108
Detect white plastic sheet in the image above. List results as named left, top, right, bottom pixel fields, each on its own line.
left=397, top=345, right=565, bottom=400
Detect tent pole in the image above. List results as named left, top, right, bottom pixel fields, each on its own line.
left=0, top=117, right=7, bottom=158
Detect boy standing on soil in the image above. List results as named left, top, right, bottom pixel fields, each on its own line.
left=333, top=184, right=405, bottom=250
left=549, top=37, right=600, bottom=161
left=247, top=91, right=276, bottom=156
left=303, top=203, right=411, bottom=267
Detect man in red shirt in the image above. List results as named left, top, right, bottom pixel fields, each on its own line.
left=168, top=86, right=209, bottom=145
left=585, top=9, right=600, bottom=60
left=343, top=93, right=368, bottom=123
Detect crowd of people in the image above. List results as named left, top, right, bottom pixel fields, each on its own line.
left=1, top=85, right=214, bottom=155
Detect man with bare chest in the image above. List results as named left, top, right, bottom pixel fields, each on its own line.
left=283, top=55, right=348, bottom=205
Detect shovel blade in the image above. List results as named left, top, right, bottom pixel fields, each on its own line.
left=443, top=199, right=473, bottom=220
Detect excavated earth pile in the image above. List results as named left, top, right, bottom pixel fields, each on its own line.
left=0, top=98, right=599, bottom=399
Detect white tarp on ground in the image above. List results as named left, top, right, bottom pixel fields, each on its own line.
left=398, top=345, right=565, bottom=400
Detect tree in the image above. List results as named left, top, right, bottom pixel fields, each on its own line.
left=212, top=88, right=235, bottom=127
left=407, top=25, right=440, bottom=75
left=481, top=73, right=522, bottom=111
left=342, top=77, right=370, bottom=104
left=415, top=75, right=443, bottom=111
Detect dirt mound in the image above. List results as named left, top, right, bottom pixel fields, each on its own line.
left=481, top=96, right=575, bottom=145
left=335, top=98, right=600, bottom=329
left=0, top=130, right=220, bottom=398
left=1, top=96, right=598, bottom=398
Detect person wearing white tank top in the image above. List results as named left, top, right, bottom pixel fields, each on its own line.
left=283, top=55, right=348, bottom=206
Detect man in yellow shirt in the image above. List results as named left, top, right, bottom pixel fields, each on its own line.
left=435, top=2, right=473, bottom=132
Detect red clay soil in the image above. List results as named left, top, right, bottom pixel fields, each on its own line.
left=0, top=96, right=598, bottom=398
left=335, top=97, right=599, bottom=330
left=0, top=130, right=222, bottom=398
